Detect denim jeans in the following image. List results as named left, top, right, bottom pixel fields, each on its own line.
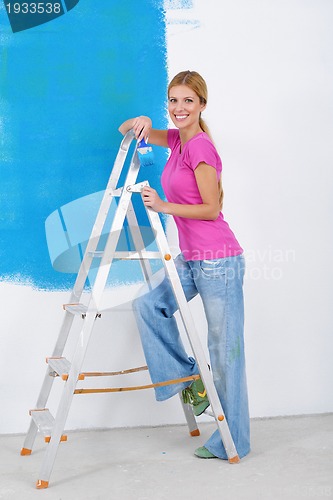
left=132, top=253, right=250, bottom=460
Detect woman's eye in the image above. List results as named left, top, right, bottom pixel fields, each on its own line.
left=185, top=99, right=193, bottom=103
left=169, top=98, right=176, bottom=103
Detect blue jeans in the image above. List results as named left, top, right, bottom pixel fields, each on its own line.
left=133, top=253, right=250, bottom=460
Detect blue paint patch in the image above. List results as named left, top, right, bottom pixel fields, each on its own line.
left=0, top=1, right=167, bottom=290
left=164, top=0, right=193, bottom=9
left=167, top=18, right=199, bottom=29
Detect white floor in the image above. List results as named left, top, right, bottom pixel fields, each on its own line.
left=0, top=414, right=332, bottom=500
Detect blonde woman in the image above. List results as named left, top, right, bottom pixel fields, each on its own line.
left=119, top=71, right=250, bottom=460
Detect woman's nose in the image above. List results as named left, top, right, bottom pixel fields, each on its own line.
left=175, top=102, right=184, bottom=112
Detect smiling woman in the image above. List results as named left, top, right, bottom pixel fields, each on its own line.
left=118, top=69, right=250, bottom=461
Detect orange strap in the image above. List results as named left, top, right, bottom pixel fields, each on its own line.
left=74, top=374, right=200, bottom=395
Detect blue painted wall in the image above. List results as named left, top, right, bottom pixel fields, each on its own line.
left=0, top=0, right=167, bottom=289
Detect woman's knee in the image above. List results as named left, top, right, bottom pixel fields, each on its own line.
left=133, top=294, right=149, bottom=316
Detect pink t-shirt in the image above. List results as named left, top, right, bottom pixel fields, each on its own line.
left=161, top=129, right=243, bottom=261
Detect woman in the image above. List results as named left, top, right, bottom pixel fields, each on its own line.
left=119, top=70, right=250, bottom=460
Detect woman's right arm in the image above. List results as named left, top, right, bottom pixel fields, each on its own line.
left=118, top=116, right=168, bottom=148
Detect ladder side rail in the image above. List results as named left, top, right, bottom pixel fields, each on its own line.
left=49, top=134, right=136, bottom=357
left=71, top=131, right=136, bottom=303
left=178, top=393, right=200, bottom=437
left=37, top=312, right=97, bottom=485
left=36, top=217, right=128, bottom=483
left=22, top=133, right=137, bottom=458
left=86, top=152, right=141, bottom=311
left=21, top=312, right=77, bottom=454
left=145, top=204, right=239, bottom=461
left=127, top=189, right=200, bottom=436
left=37, top=149, right=142, bottom=485
left=107, top=130, right=135, bottom=189
left=126, top=191, right=199, bottom=437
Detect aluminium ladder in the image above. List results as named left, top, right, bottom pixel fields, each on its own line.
left=20, top=130, right=240, bottom=489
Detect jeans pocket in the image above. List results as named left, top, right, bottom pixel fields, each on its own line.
left=199, top=259, right=225, bottom=279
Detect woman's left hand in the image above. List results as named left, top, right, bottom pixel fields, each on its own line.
left=141, top=186, right=167, bottom=213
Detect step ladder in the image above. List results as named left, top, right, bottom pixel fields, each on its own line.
left=20, top=130, right=240, bottom=489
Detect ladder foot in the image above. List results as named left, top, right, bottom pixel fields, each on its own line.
left=36, top=480, right=49, bottom=489
left=190, top=429, right=200, bottom=437
left=228, top=455, right=240, bottom=464
left=20, top=448, right=32, bottom=456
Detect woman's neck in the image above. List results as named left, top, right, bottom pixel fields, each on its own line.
left=179, top=126, right=203, bottom=146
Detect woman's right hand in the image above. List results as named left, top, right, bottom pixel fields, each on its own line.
left=119, top=116, right=167, bottom=147
left=132, top=116, right=152, bottom=141
left=118, top=116, right=152, bottom=141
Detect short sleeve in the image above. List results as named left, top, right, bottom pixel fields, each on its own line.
left=187, top=136, right=222, bottom=175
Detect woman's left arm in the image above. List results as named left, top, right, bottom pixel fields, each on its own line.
left=141, top=162, right=221, bottom=220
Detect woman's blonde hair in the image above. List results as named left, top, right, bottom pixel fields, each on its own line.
left=168, top=70, right=224, bottom=210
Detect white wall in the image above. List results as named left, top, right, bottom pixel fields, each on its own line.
left=1, top=0, right=333, bottom=434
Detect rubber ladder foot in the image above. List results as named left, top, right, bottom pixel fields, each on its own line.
left=228, top=455, right=240, bottom=464
left=190, top=429, right=200, bottom=437
left=36, top=480, right=49, bottom=489
left=20, top=448, right=32, bottom=456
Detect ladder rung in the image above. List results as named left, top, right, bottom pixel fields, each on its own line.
left=88, top=251, right=104, bottom=258
left=62, top=303, right=101, bottom=319
left=116, top=251, right=161, bottom=260
left=29, top=409, right=67, bottom=443
left=88, top=251, right=161, bottom=260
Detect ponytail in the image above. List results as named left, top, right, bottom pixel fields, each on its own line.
left=199, top=114, right=211, bottom=138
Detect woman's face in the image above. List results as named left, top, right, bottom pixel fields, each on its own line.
left=168, top=84, right=206, bottom=132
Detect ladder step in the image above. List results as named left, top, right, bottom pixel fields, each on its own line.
left=62, top=303, right=101, bottom=319
left=62, top=303, right=88, bottom=316
left=46, top=357, right=71, bottom=378
left=29, top=409, right=67, bottom=444
left=88, top=250, right=161, bottom=260
left=46, top=357, right=85, bottom=381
